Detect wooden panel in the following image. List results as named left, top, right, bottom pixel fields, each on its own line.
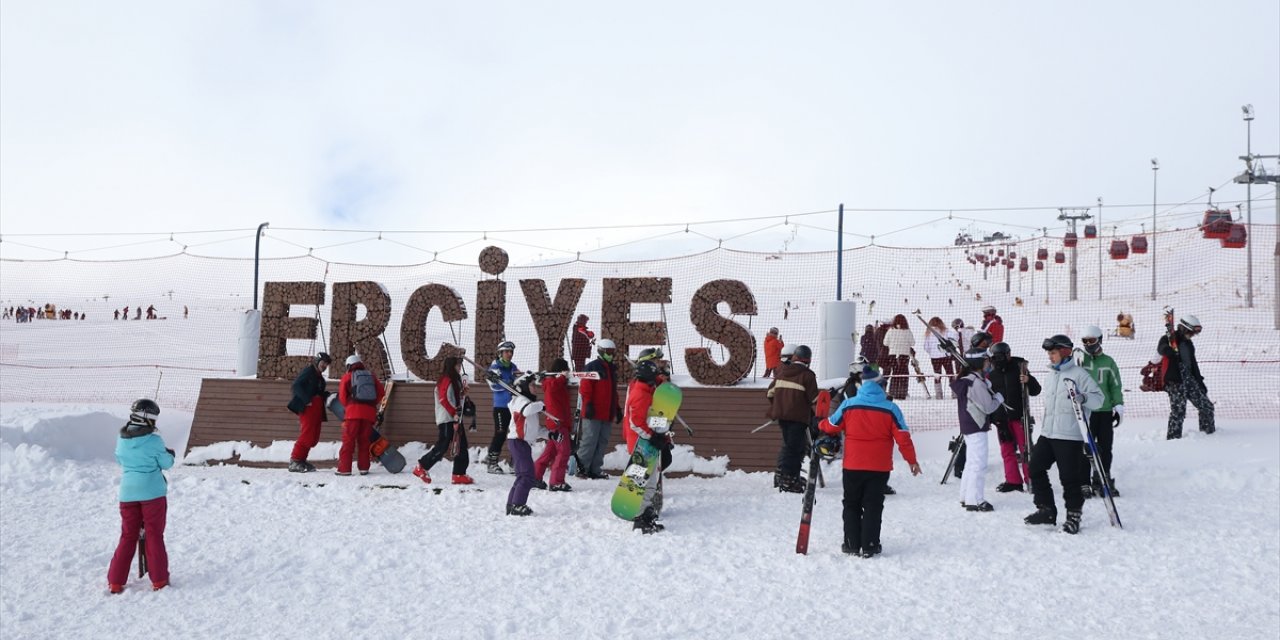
left=188, top=378, right=791, bottom=472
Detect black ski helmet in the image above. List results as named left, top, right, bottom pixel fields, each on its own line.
left=970, top=331, right=993, bottom=350
left=315, top=352, right=332, bottom=365
left=634, top=359, right=660, bottom=384
left=792, top=345, right=813, bottom=364
left=637, top=347, right=664, bottom=362
left=130, top=398, right=160, bottom=426
left=1041, top=334, right=1074, bottom=351
left=963, top=349, right=988, bottom=371
left=988, top=342, right=1012, bottom=364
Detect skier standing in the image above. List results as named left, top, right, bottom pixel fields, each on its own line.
left=505, top=373, right=546, bottom=516
left=336, top=354, right=384, bottom=476
left=1077, top=325, right=1124, bottom=496
left=980, top=306, right=1004, bottom=343
left=286, top=352, right=331, bottom=473
left=859, top=324, right=880, bottom=365
left=484, top=341, right=522, bottom=473
left=951, top=351, right=1003, bottom=511
left=882, top=314, right=915, bottom=400
left=986, top=342, right=1040, bottom=493
left=576, top=339, right=621, bottom=479
left=1024, top=335, right=1103, bottom=535
left=1157, top=315, right=1214, bottom=439
left=766, top=344, right=819, bottom=493
left=533, top=358, right=574, bottom=491
left=107, top=399, right=175, bottom=593
left=763, top=327, right=784, bottom=378
left=570, top=315, right=594, bottom=371
left=922, top=316, right=959, bottom=399
left=412, top=356, right=475, bottom=485
left=817, top=365, right=921, bottom=557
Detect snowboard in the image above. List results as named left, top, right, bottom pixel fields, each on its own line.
left=610, top=382, right=682, bottom=521
left=326, top=382, right=405, bottom=473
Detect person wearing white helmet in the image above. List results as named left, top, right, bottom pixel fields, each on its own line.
left=575, top=338, right=622, bottom=479
left=980, top=306, right=1004, bottom=343
left=1157, top=314, right=1214, bottom=439
left=1076, top=325, right=1125, bottom=496
left=780, top=343, right=797, bottom=364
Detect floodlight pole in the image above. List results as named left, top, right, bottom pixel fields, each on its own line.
left=253, top=222, right=270, bottom=310
left=1151, top=159, right=1159, bottom=301
left=1243, top=105, right=1255, bottom=308
left=836, top=203, right=844, bottom=301
left=1097, top=196, right=1103, bottom=301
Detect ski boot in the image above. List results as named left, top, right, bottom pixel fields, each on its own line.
left=1062, top=510, right=1082, bottom=535
left=841, top=541, right=860, bottom=556
left=965, top=501, right=994, bottom=512
left=151, top=580, right=169, bottom=591
left=288, top=459, right=315, bottom=473
left=633, top=508, right=664, bottom=534
left=996, top=482, right=1024, bottom=493
left=859, top=543, right=882, bottom=558
left=775, top=473, right=806, bottom=494
left=1024, top=506, right=1057, bottom=525
left=506, top=504, right=533, bottom=517
left=108, top=584, right=125, bottom=595
left=451, top=474, right=474, bottom=485
left=549, top=483, right=573, bottom=492
left=883, top=484, right=897, bottom=495
left=533, top=479, right=548, bottom=490
left=412, top=465, right=432, bottom=484
left=486, top=452, right=505, bottom=475
left=1080, top=484, right=1094, bottom=500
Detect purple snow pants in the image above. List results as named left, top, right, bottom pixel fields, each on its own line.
left=506, top=439, right=535, bottom=508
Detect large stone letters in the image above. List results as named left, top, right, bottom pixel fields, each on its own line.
left=684, top=279, right=758, bottom=385
left=401, top=284, right=469, bottom=381
left=520, top=278, right=586, bottom=371
left=329, top=282, right=392, bottom=380
left=257, top=281, right=325, bottom=380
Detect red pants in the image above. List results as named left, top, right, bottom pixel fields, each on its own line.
left=107, top=497, right=168, bottom=586
left=338, top=417, right=374, bottom=473
left=290, top=396, right=325, bottom=461
left=534, top=434, right=572, bottom=485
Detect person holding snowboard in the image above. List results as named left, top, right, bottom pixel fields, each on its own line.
left=484, top=341, right=523, bottom=474
left=533, top=358, right=574, bottom=491
left=337, top=354, right=385, bottom=476
left=818, top=365, right=921, bottom=558
left=1077, top=325, right=1124, bottom=496
left=623, top=357, right=673, bottom=534
left=577, top=339, right=621, bottom=480
left=986, top=342, right=1041, bottom=493
left=766, top=344, right=818, bottom=493
left=1157, top=315, right=1214, bottom=439
left=412, top=356, right=475, bottom=485
left=286, top=352, right=331, bottom=473
left=107, top=399, right=175, bottom=593
left=505, top=372, right=547, bottom=516
left=1024, top=335, right=1103, bottom=535
left=952, top=350, right=1004, bottom=512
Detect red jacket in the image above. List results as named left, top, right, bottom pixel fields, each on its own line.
left=579, top=358, right=619, bottom=421
left=571, top=323, right=594, bottom=366
left=339, top=363, right=385, bottom=422
left=982, top=315, right=1005, bottom=343
left=764, top=334, right=784, bottom=369
left=622, top=379, right=656, bottom=451
left=818, top=383, right=918, bottom=472
left=541, top=374, right=571, bottom=432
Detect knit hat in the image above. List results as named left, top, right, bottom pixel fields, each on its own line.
left=860, top=364, right=883, bottom=384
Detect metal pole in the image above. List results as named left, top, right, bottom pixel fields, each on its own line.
left=1069, top=219, right=1078, bottom=302
left=253, top=221, right=270, bottom=310
left=1244, top=107, right=1254, bottom=308
left=1005, top=242, right=1012, bottom=293
left=836, top=204, right=844, bottom=301
left=1151, top=159, right=1159, bottom=301
left=1274, top=185, right=1279, bottom=330
left=1097, top=197, right=1103, bottom=301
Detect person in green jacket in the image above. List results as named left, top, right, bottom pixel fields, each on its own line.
left=107, top=399, right=176, bottom=593
left=1077, top=325, right=1124, bottom=497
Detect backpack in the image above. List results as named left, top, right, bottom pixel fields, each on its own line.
left=1139, top=357, right=1169, bottom=392
left=351, top=369, right=378, bottom=403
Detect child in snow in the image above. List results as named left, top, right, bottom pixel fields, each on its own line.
left=506, top=372, right=547, bottom=516
left=951, top=350, right=1004, bottom=512
left=818, top=365, right=921, bottom=557
left=533, top=358, right=574, bottom=491
left=107, top=399, right=175, bottom=593
left=412, top=356, right=475, bottom=485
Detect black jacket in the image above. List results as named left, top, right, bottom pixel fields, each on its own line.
left=1157, top=334, right=1204, bottom=387
left=287, top=364, right=328, bottom=417
left=986, top=356, right=1041, bottom=425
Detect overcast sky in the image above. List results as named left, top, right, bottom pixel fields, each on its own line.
left=1, top=1, right=1277, bottom=263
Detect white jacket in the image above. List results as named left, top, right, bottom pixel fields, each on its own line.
left=883, top=327, right=916, bottom=357
left=1039, top=360, right=1104, bottom=442
left=507, top=395, right=547, bottom=444
left=923, top=328, right=959, bottom=359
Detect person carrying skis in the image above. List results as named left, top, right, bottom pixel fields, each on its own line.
left=623, top=356, right=672, bottom=534
left=107, top=399, right=175, bottom=593
left=980, top=306, right=1004, bottom=343
left=576, top=339, right=621, bottom=480
left=948, top=334, right=991, bottom=480
left=882, top=314, right=915, bottom=400
left=412, top=356, right=475, bottom=485
left=818, top=365, right=921, bottom=558
left=1077, top=325, right=1124, bottom=496
left=570, top=314, right=594, bottom=371
left=766, top=344, right=819, bottom=493
left=286, top=352, right=332, bottom=473
left=337, top=354, right=385, bottom=476
left=763, top=327, right=784, bottom=378
left=952, top=351, right=1004, bottom=511
left=505, top=373, right=547, bottom=516
left=986, top=342, right=1041, bottom=493
left=484, top=340, right=523, bottom=473
left=1157, top=315, right=1214, bottom=439
left=533, top=358, right=574, bottom=491
left=1024, top=335, right=1103, bottom=535
left=922, top=316, right=959, bottom=399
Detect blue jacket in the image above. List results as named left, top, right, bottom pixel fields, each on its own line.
left=488, top=358, right=521, bottom=407
left=116, top=426, right=175, bottom=502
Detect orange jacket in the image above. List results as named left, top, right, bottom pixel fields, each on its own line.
left=764, top=334, right=784, bottom=369
left=623, top=379, right=656, bottom=452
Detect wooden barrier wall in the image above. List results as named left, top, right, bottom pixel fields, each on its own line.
left=187, top=378, right=782, bottom=472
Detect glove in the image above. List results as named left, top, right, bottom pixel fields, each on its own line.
left=1113, top=404, right=1124, bottom=427
left=164, top=448, right=175, bottom=457
left=584, top=403, right=595, bottom=420
left=613, top=406, right=623, bottom=424
left=549, top=430, right=563, bottom=442
left=991, top=392, right=1004, bottom=406
left=484, top=370, right=502, bottom=384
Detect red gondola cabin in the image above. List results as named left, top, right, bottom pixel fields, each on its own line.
left=1201, top=209, right=1233, bottom=239
left=1054, top=251, right=1066, bottom=264
left=1034, top=260, right=1044, bottom=271
left=1131, top=235, right=1148, bottom=254
left=1064, top=232, right=1078, bottom=248
left=1221, top=224, right=1247, bottom=249
left=1109, top=240, right=1129, bottom=260
left=1084, top=224, right=1098, bottom=239
left=1036, top=247, right=1048, bottom=260
left=1019, top=257, right=1029, bottom=272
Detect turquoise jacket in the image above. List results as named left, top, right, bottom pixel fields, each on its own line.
left=116, top=426, right=175, bottom=502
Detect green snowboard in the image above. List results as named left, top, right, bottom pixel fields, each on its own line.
left=610, top=382, right=682, bottom=521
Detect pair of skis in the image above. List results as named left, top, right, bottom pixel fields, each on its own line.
left=795, top=390, right=832, bottom=555
left=1064, top=379, right=1123, bottom=528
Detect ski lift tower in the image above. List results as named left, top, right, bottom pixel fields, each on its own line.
left=1058, top=207, right=1092, bottom=302
left=1234, top=148, right=1280, bottom=329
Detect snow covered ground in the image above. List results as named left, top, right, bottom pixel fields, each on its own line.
left=2, top=404, right=1276, bottom=639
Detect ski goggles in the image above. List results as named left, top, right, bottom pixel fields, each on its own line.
left=1080, top=337, right=1100, bottom=346
left=1041, top=339, right=1072, bottom=351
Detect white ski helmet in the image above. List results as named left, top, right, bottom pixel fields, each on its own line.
left=596, top=338, right=616, bottom=351
left=1178, top=315, right=1202, bottom=334
left=345, top=354, right=362, bottom=366
left=781, top=344, right=797, bottom=358
left=1081, top=325, right=1103, bottom=340
left=1081, top=325, right=1104, bottom=355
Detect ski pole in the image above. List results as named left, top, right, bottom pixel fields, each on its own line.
left=751, top=420, right=776, bottom=434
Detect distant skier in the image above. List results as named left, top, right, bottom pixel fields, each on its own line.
left=412, top=356, right=475, bottom=485
left=286, top=352, right=331, bottom=473
left=818, top=365, right=921, bottom=558
left=336, top=354, right=384, bottom=476
left=533, top=358, right=574, bottom=491
left=484, top=341, right=523, bottom=474
left=576, top=339, right=621, bottom=480
left=763, top=327, right=784, bottom=378
left=1077, top=326, right=1124, bottom=496
left=1024, top=335, right=1103, bottom=535
left=986, top=342, right=1040, bottom=493
left=570, top=314, right=594, bottom=371
left=980, top=306, right=1004, bottom=343
left=1157, top=315, right=1214, bottom=439
left=107, top=399, right=175, bottom=593
left=766, top=344, right=818, bottom=493
left=951, top=350, right=1003, bottom=512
